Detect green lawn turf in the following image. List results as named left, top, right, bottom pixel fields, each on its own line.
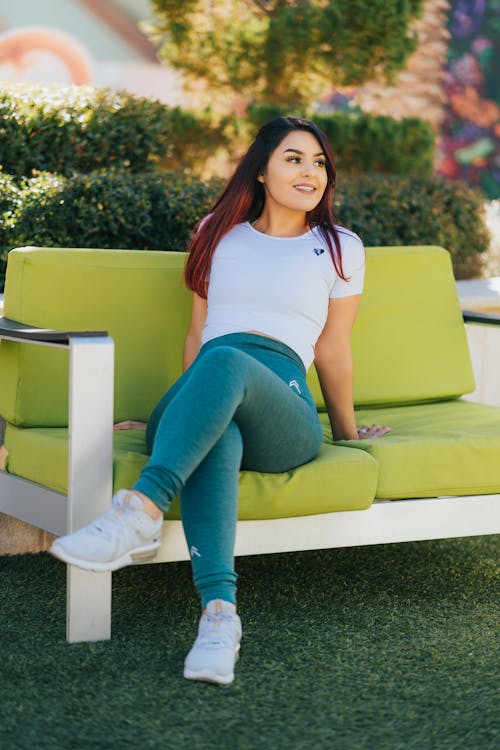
left=0, top=536, right=498, bottom=750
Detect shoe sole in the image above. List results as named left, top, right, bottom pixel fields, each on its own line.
left=49, top=541, right=161, bottom=572
left=183, top=646, right=240, bottom=685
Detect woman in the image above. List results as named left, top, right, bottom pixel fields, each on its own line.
left=51, top=116, right=390, bottom=685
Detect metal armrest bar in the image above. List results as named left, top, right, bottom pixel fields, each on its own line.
left=0, top=316, right=115, bottom=641
left=0, top=316, right=107, bottom=345
left=462, top=310, right=500, bottom=326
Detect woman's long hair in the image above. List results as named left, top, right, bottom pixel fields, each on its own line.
left=184, top=116, right=346, bottom=297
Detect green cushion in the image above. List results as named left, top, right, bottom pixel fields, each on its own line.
left=4, top=425, right=379, bottom=519
left=0, top=248, right=191, bottom=427
left=327, top=399, right=500, bottom=499
left=0, top=245, right=474, bottom=429
left=308, top=245, right=474, bottom=407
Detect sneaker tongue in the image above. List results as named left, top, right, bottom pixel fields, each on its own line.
left=205, top=599, right=236, bottom=617
left=113, top=491, right=144, bottom=513
left=126, top=492, right=145, bottom=512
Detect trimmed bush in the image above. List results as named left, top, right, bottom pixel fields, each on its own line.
left=335, top=173, right=490, bottom=279
left=0, top=172, right=22, bottom=291
left=0, top=84, right=171, bottom=176
left=0, top=83, right=435, bottom=184
left=8, top=169, right=224, bottom=255
left=246, top=104, right=435, bottom=176
left=158, top=108, right=229, bottom=173
left=0, top=84, right=228, bottom=178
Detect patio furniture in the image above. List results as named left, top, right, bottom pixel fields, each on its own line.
left=1, top=245, right=499, bottom=642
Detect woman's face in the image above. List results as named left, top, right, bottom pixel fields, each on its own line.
left=258, top=130, right=329, bottom=215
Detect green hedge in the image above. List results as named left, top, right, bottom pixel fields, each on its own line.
left=336, top=173, right=490, bottom=279
left=246, top=104, right=435, bottom=176
left=0, top=84, right=228, bottom=177
left=0, top=85, right=435, bottom=180
left=0, top=173, right=22, bottom=291
left=1, top=170, right=488, bottom=294
left=4, top=170, right=223, bottom=257
left=157, top=108, right=229, bottom=173
left=0, top=84, right=171, bottom=176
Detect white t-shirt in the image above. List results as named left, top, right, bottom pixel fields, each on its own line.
left=201, top=221, right=365, bottom=370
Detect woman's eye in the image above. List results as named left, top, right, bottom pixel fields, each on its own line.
left=286, top=156, right=326, bottom=167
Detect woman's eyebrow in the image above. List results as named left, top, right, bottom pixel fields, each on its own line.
left=283, top=148, right=326, bottom=157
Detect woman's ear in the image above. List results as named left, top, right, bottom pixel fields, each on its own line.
left=257, top=174, right=265, bottom=184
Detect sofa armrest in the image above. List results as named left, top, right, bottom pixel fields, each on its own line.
left=0, top=316, right=108, bottom=345
left=462, top=310, right=500, bottom=327
left=0, top=315, right=114, bottom=533
left=462, top=310, right=500, bottom=408
left=0, top=314, right=115, bottom=641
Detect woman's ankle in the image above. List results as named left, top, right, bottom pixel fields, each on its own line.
left=130, top=490, right=163, bottom=521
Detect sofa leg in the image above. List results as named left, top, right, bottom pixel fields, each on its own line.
left=66, top=335, right=114, bottom=643
left=66, top=565, right=112, bottom=642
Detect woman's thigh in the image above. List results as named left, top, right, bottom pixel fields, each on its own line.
left=195, top=344, right=322, bottom=472
left=232, top=357, right=323, bottom=472
left=145, top=367, right=193, bottom=452
left=146, top=342, right=323, bottom=471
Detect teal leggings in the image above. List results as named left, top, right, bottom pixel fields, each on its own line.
left=133, top=333, right=323, bottom=607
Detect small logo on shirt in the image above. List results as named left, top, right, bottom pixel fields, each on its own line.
left=289, top=380, right=302, bottom=394
left=190, top=546, right=202, bottom=558
left=313, top=248, right=325, bottom=256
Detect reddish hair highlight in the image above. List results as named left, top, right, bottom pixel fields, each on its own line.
left=185, top=117, right=347, bottom=297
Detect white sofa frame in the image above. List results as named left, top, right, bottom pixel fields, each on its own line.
left=0, top=312, right=499, bottom=643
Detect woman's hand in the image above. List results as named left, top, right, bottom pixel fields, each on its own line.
left=113, top=421, right=147, bottom=431
left=357, top=424, right=391, bottom=439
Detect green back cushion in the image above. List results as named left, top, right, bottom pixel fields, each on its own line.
left=0, top=249, right=192, bottom=426
left=308, top=246, right=474, bottom=406
left=0, top=245, right=474, bottom=427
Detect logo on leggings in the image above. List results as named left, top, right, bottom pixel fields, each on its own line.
left=190, top=546, right=202, bottom=558
left=289, top=379, right=302, bottom=394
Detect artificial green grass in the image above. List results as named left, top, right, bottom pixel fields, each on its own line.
left=0, top=536, right=498, bottom=750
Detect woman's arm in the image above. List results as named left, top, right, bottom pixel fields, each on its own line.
left=183, top=292, right=208, bottom=370
left=314, top=296, right=390, bottom=441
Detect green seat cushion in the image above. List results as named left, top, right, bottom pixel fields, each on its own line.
left=326, top=399, right=500, bottom=499
left=3, top=426, right=378, bottom=519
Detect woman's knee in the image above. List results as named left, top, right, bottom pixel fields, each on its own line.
left=199, top=345, right=249, bottom=371
left=196, top=346, right=252, bottom=389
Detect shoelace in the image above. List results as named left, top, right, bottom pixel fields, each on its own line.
left=90, top=497, right=135, bottom=542
left=195, top=613, right=238, bottom=650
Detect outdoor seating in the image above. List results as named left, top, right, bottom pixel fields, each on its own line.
left=1, top=244, right=499, bottom=643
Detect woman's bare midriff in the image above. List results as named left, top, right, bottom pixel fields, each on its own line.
left=245, top=330, right=281, bottom=341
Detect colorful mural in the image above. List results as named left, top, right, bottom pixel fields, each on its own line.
left=437, top=0, right=500, bottom=198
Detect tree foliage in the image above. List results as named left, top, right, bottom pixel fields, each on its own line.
left=148, top=0, right=424, bottom=106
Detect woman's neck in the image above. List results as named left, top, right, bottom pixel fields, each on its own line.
left=252, top=208, right=308, bottom=238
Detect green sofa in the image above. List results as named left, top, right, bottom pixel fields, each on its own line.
left=1, top=245, right=499, bottom=642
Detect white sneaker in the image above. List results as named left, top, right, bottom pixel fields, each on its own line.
left=50, top=489, right=163, bottom=572
left=183, top=599, right=242, bottom=685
